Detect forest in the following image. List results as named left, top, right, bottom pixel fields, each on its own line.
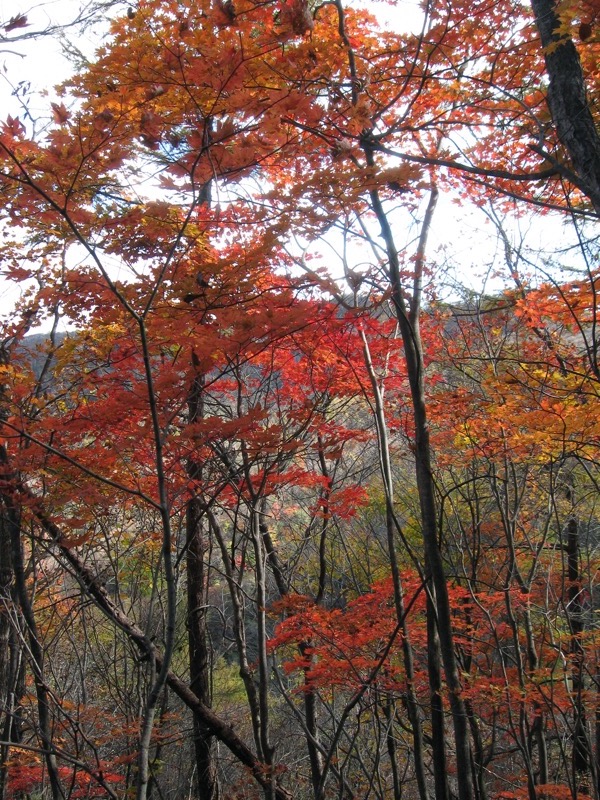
left=0, top=0, right=599, bottom=798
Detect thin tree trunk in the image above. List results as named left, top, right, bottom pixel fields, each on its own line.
left=0, top=505, right=23, bottom=800
left=0, top=346, right=37, bottom=800
left=147, top=686, right=171, bottom=800
left=1, top=342, right=62, bottom=797
left=566, top=516, right=591, bottom=796
left=427, top=596, right=449, bottom=800
left=135, top=318, right=177, bottom=800
left=365, top=173, right=474, bottom=800
left=251, top=506, right=275, bottom=784
left=383, top=696, right=403, bottom=800
left=208, top=509, right=266, bottom=762
left=4, top=497, right=63, bottom=800
left=26, top=496, right=292, bottom=800
left=261, top=510, right=324, bottom=796
left=360, top=329, right=430, bottom=800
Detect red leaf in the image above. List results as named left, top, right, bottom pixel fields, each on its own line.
left=2, top=115, right=25, bottom=137
left=51, top=102, right=70, bottom=125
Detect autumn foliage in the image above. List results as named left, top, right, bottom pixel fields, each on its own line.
left=0, top=0, right=599, bottom=798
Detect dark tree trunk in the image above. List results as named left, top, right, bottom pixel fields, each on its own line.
left=530, top=0, right=600, bottom=215
left=0, top=505, right=24, bottom=800
left=4, top=495, right=63, bottom=800
left=365, top=174, right=474, bottom=800
left=427, top=595, right=449, bottom=800
left=566, top=516, right=591, bottom=795
left=0, top=346, right=62, bottom=800
left=187, top=371, right=219, bottom=800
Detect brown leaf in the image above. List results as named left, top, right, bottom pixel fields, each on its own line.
left=93, top=109, right=115, bottom=131
left=2, top=115, right=25, bottom=137
left=4, top=13, right=29, bottom=32
left=144, top=84, right=166, bottom=100
left=51, top=102, right=70, bottom=125
left=58, top=532, right=92, bottom=549
left=579, top=21, right=593, bottom=39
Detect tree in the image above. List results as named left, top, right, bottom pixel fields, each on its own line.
left=1, top=0, right=599, bottom=798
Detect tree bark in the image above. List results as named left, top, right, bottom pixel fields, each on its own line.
left=360, top=329, right=431, bottom=800
left=0, top=503, right=24, bottom=800
left=187, top=371, right=219, bottom=800
left=3, top=494, right=63, bottom=800
left=0, top=342, right=63, bottom=800
left=364, top=172, right=474, bottom=800
left=530, top=0, right=600, bottom=215
left=566, top=516, right=591, bottom=795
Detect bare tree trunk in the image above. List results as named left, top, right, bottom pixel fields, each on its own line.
left=0, top=505, right=23, bottom=800
left=382, top=696, right=403, bottom=800
left=364, top=172, right=474, bottom=800
left=187, top=371, right=219, bottom=800
left=134, top=320, right=178, bottom=800
left=251, top=505, right=275, bottom=787
left=566, top=516, right=591, bottom=796
left=22, top=493, right=292, bottom=800
left=0, top=342, right=63, bottom=800
left=0, top=625, right=24, bottom=800
left=4, top=497, right=63, bottom=800
left=261, top=509, right=324, bottom=796
left=360, top=329, right=431, bottom=800
left=427, top=596, right=450, bottom=800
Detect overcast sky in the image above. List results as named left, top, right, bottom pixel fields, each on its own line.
left=0, top=0, right=115, bottom=122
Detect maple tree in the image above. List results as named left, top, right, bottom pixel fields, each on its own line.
left=0, top=0, right=599, bottom=798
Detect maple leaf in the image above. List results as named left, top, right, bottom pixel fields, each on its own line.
left=2, top=115, right=25, bottom=137
left=50, top=102, right=70, bottom=125
left=4, top=13, right=29, bottom=32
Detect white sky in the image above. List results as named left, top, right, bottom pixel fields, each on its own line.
left=0, top=1, right=117, bottom=324
left=0, top=1, right=111, bottom=116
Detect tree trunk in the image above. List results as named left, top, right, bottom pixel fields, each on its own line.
left=0, top=342, right=63, bottom=800
left=365, top=174, right=474, bottom=800
left=566, top=516, right=591, bottom=795
left=360, top=319, right=431, bottom=800
left=427, top=595, right=450, bottom=800
left=530, top=0, right=600, bottom=215
left=0, top=504, right=24, bottom=800
left=4, top=495, right=63, bottom=800
left=27, top=494, right=292, bottom=800
left=187, top=371, right=219, bottom=800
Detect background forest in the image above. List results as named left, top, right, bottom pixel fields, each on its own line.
left=0, top=0, right=599, bottom=798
